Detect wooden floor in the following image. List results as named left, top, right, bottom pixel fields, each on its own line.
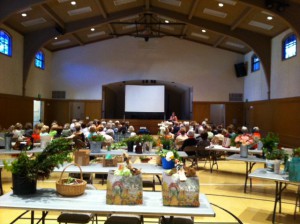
left=0, top=159, right=299, bottom=224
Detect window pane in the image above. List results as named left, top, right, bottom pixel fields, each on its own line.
left=283, top=34, right=297, bottom=59
left=35, top=51, right=45, bottom=70
left=0, top=30, right=12, bottom=56
left=251, top=54, right=260, bottom=72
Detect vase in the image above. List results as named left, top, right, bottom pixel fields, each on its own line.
left=161, top=157, right=175, bottom=169
left=12, top=174, right=37, bottom=195
left=274, top=159, right=281, bottom=174
left=143, top=142, right=153, bottom=152
left=127, top=142, right=134, bottom=152
left=240, top=145, right=248, bottom=158
left=90, top=141, right=102, bottom=153
left=4, top=135, right=12, bottom=150
left=266, top=159, right=275, bottom=173
left=135, top=143, right=143, bottom=154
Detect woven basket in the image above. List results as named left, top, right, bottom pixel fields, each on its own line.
left=56, top=163, right=87, bottom=197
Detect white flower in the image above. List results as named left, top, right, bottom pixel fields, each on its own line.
left=166, top=151, right=174, bottom=161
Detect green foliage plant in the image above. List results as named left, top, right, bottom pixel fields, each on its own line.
left=4, top=138, right=72, bottom=181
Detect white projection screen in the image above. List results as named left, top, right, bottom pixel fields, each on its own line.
left=125, top=85, right=165, bottom=113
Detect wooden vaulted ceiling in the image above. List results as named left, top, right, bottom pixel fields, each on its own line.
left=1, top=0, right=300, bottom=96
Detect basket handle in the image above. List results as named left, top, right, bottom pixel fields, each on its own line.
left=58, top=163, right=83, bottom=184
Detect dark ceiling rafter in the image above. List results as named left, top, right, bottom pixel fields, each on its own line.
left=22, top=6, right=145, bottom=95
left=188, top=0, right=200, bottom=20
left=40, top=3, right=65, bottom=30
left=213, top=36, right=226, bottom=48
left=150, top=6, right=272, bottom=96
left=0, top=0, right=46, bottom=22
left=94, top=0, right=115, bottom=37
left=239, top=0, right=300, bottom=38
left=230, top=7, right=253, bottom=31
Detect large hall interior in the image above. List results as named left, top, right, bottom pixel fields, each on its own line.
left=1, top=0, right=300, bottom=223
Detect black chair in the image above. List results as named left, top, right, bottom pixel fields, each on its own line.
left=183, top=146, right=199, bottom=168
left=105, top=214, right=143, bottom=224
left=160, top=216, right=194, bottom=224
left=57, top=184, right=98, bottom=224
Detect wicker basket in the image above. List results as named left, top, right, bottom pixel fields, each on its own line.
left=56, top=163, right=87, bottom=197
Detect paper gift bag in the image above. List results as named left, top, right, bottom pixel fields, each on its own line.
left=222, top=137, right=231, bottom=148
left=162, top=172, right=200, bottom=207
left=74, top=149, right=90, bottom=166
left=106, top=170, right=143, bottom=205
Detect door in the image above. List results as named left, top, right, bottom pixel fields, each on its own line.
left=33, top=100, right=44, bottom=126
left=70, top=102, right=85, bottom=120
left=210, top=104, right=225, bottom=126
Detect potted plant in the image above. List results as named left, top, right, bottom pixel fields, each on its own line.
left=263, top=147, right=287, bottom=173
left=88, top=134, right=105, bottom=153
left=4, top=138, right=72, bottom=195
left=159, top=135, right=174, bottom=150
left=157, top=148, right=181, bottom=169
left=141, top=134, right=154, bottom=152
left=234, top=133, right=255, bottom=158
left=124, top=136, right=137, bottom=152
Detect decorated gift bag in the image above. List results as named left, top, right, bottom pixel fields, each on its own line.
left=162, top=170, right=200, bottom=207
left=222, top=137, right=231, bottom=148
left=106, top=168, right=143, bottom=205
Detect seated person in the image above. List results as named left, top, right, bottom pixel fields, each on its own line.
left=180, top=130, right=198, bottom=156
left=197, top=132, right=210, bottom=157
left=175, top=127, right=188, bottom=150
left=169, top=112, right=178, bottom=122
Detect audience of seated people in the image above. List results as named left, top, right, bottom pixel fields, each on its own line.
left=2, top=118, right=262, bottom=155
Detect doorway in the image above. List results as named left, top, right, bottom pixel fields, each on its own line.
left=210, top=104, right=225, bottom=126
left=70, top=102, right=85, bottom=120
left=33, top=100, right=44, bottom=126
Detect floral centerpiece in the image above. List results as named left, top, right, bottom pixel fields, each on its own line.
left=234, top=134, right=255, bottom=147
left=88, top=134, right=105, bottom=153
left=158, top=135, right=174, bottom=150
left=157, top=148, right=181, bottom=169
left=234, top=133, right=257, bottom=158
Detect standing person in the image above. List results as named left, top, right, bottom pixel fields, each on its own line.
left=169, top=112, right=178, bottom=122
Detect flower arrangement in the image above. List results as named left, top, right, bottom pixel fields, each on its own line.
left=88, top=134, right=105, bottom=142
left=158, top=135, right=174, bottom=149
left=157, top=148, right=181, bottom=162
left=234, top=134, right=255, bottom=146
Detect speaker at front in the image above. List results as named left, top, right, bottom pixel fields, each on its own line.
left=234, top=62, right=247, bottom=77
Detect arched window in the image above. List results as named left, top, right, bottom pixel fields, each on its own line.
left=0, top=30, right=12, bottom=56
left=282, top=33, right=297, bottom=60
left=251, top=54, right=260, bottom=72
left=35, top=51, right=45, bottom=70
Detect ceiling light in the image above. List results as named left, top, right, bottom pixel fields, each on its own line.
left=165, top=20, right=169, bottom=23
left=267, top=16, right=273, bottom=20
left=218, top=3, right=224, bottom=7
left=71, top=1, right=76, bottom=5
left=54, top=37, right=58, bottom=40
left=202, top=29, right=206, bottom=33
left=90, top=28, right=95, bottom=31
left=203, top=8, right=227, bottom=18
left=21, top=13, right=27, bottom=17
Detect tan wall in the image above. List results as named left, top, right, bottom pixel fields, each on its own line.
left=193, top=102, right=244, bottom=127
left=44, top=99, right=102, bottom=125
left=0, top=94, right=33, bottom=129
left=247, top=97, right=300, bottom=147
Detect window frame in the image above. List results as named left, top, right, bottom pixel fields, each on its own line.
left=0, top=29, right=12, bottom=57
left=35, top=50, right=45, bottom=70
left=251, top=54, right=260, bottom=72
left=282, top=33, right=297, bottom=60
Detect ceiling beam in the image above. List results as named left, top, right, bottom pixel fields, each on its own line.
left=0, top=0, right=46, bottom=22
left=72, top=33, right=84, bottom=46
left=22, top=7, right=145, bottom=94
left=181, top=25, right=188, bottom=37
left=150, top=6, right=272, bottom=95
left=145, top=0, right=150, bottom=11
left=213, top=35, right=226, bottom=47
left=188, top=0, right=200, bottom=20
left=230, top=7, right=253, bottom=31
left=239, top=0, right=300, bottom=39
left=40, top=3, right=65, bottom=30
left=94, top=0, right=107, bottom=18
